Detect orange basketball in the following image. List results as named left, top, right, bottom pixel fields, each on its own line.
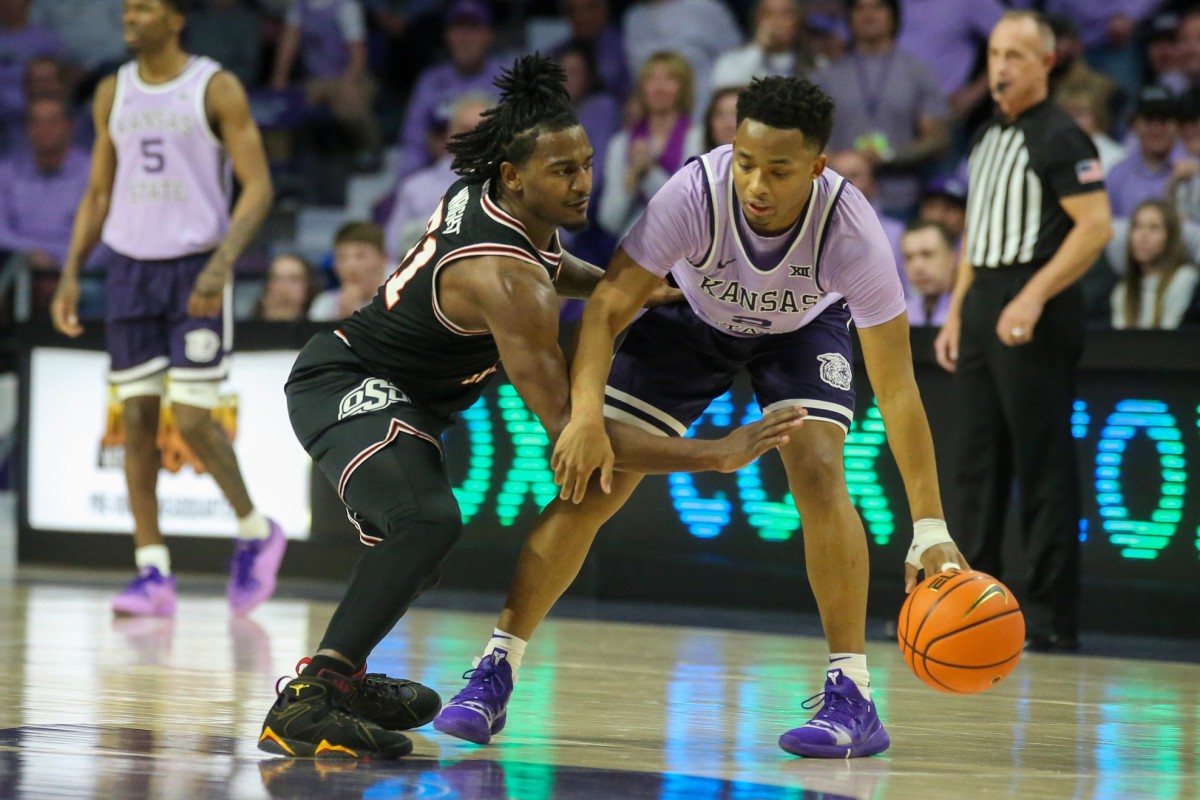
left=897, top=569, right=1025, bottom=694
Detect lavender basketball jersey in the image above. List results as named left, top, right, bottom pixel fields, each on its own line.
left=101, top=56, right=231, bottom=260
left=621, top=145, right=905, bottom=336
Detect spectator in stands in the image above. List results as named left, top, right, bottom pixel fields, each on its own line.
left=270, top=0, right=380, bottom=162
left=622, top=0, right=742, bottom=123
left=1144, top=12, right=1186, bottom=95
left=710, top=0, right=821, bottom=92
left=29, top=0, right=123, bottom=80
left=896, top=0, right=1005, bottom=121
left=1110, top=199, right=1199, bottom=329
left=1046, top=14, right=1119, bottom=130
left=309, top=221, right=390, bottom=321
left=1177, top=9, right=1200, bottom=93
left=702, top=85, right=739, bottom=150
left=395, top=0, right=504, bottom=181
left=900, top=219, right=956, bottom=327
left=1055, top=81, right=1126, bottom=174
left=0, top=95, right=91, bottom=313
left=556, top=0, right=628, bottom=101
left=0, top=0, right=64, bottom=142
left=384, top=93, right=490, bottom=259
left=187, top=0, right=263, bottom=87
left=827, top=148, right=904, bottom=271
left=1106, top=85, right=1179, bottom=219
left=23, top=54, right=69, bottom=103
left=916, top=176, right=967, bottom=247
left=253, top=253, right=321, bottom=321
left=1034, top=0, right=1161, bottom=96
left=556, top=40, right=620, bottom=182
left=815, top=0, right=949, bottom=216
left=1169, top=88, right=1200, bottom=224
left=598, top=51, right=703, bottom=238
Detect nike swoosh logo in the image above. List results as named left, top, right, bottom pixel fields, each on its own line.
left=829, top=656, right=852, bottom=663
left=963, top=584, right=1009, bottom=618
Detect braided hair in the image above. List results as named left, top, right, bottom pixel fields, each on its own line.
left=737, top=76, right=835, bottom=152
left=448, top=54, right=580, bottom=188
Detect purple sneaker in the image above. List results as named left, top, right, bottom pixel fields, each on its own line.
left=112, top=567, right=177, bottom=617
left=779, top=669, right=890, bottom=758
left=432, top=650, right=513, bottom=745
left=228, top=518, right=287, bottom=615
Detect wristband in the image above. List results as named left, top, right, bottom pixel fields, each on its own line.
left=905, top=518, right=955, bottom=570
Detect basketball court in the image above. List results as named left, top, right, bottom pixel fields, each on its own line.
left=0, top=571, right=1196, bottom=800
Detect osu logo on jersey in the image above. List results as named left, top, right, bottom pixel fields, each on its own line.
left=338, top=378, right=409, bottom=420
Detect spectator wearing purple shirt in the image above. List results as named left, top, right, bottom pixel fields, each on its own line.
left=395, top=0, right=505, bottom=181
left=896, top=0, right=1004, bottom=120
left=815, top=0, right=949, bottom=215
left=271, top=0, right=379, bottom=157
left=0, top=95, right=92, bottom=314
left=0, top=0, right=64, bottom=137
left=622, top=0, right=743, bottom=122
left=900, top=219, right=954, bottom=326
left=384, top=93, right=490, bottom=259
left=1106, top=86, right=1179, bottom=219
left=555, top=0, right=629, bottom=101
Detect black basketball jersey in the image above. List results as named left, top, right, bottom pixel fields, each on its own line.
left=338, top=178, right=562, bottom=418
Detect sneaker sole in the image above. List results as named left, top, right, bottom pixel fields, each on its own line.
left=432, top=711, right=500, bottom=745
left=257, top=728, right=413, bottom=760
left=778, top=727, right=890, bottom=759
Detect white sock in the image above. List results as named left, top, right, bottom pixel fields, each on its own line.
left=829, top=652, right=871, bottom=700
left=237, top=509, right=270, bottom=540
left=135, top=544, right=171, bottom=576
left=483, top=628, right=527, bottom=679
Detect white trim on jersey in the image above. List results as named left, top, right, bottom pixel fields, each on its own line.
left=603, top=405, right=671, bottom=437
left=810, top=175, right=846, bottom=293
left=428, top=243, right=544, bottom=336
left=193, top=62, right=224, bottom=150
left=337, top=417, right=442, bottom=500
left=694, top=153, right=721, bottom=272
left=478, top=185, right=563, bottom=265
left=108, top=64, right=128, bottom=140
left=604, top=386, right=689, bottom=436
left=109, top=355, right=170, bottom=385
left=763, top=397, right=853, bottom=429
left=128, top=56, right=210, bottom=94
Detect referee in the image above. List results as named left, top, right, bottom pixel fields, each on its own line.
left=934, top=10, right=1112, bottom=653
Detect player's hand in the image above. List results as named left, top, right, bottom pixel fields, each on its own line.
left=50, top=274, right=83, bottom=337
left=904, top=543, right=970, bottom=594
left=188, top=267, right=229, bottom=318
left=644, top=282, right=684, bottom=308
left=551, top=416, right=614, bottom=503
left=934, top=315, right=960, bottom=372
left=996, top=292, right=1043, bottom=347
left=714, top=406, right=806, bottom=472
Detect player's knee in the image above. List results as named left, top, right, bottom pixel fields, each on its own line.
left=786, top=443, right=844, bottom=493
left=173, top=404, right=217, bottom=444
left=122, top=396, right=160, bottom=437
left=379, top=490, right=463, bottom=552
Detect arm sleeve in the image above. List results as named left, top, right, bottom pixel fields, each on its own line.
left=337, top=0, right=367, bottom=42
left=821, top=185, right=907, bottom=328
left=619, top=161, right=712, bottom=277
left=1040, top=121, right=1105, bottom=199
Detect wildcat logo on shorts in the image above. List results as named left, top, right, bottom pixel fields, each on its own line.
left=338, top=378, right=409, bottom=420
left=184, top=329, right=221, bottom=363
left=818, top=353, right=852, bottom=391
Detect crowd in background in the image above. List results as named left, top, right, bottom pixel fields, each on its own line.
left=1, top=0, right=1199, bottom=330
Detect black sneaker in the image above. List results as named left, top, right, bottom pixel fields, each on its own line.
left=295, top=657, right=442, bottom=731
left=259, top=672, right=413, bottom=760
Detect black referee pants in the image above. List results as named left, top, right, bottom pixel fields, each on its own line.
left=953, top=267, right=1084, bottom=639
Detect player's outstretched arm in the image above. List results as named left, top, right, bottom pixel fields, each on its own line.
left=189, top=71, right=274, bottom=318
left=51, top=75, right=118, bottom=338
left=554, top=249, right=682, bottom=307
left=858, top=313, right=968, bottom=591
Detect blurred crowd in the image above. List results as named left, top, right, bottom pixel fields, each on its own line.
left=1, top=0, right=1199, bottom=330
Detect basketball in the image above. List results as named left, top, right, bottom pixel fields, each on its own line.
left=897, top=569, right=1025, bottom=694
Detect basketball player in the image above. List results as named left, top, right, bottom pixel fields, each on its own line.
left=257, top=55, right=804, bottom=760
left=435, top=76, right=969, bottom=758
left=49, top=0, right=284, bottom=617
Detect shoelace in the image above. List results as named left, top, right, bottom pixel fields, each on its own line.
left=452, top=659, right=504, bottom=708
left=230, top=540, right=263, bottom=587
left=123, top=570, right=161, bottom=594
left=799, top=686, right=860, bottom=732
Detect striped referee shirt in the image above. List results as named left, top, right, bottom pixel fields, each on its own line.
left=965, top=99, right=1106, bottom=270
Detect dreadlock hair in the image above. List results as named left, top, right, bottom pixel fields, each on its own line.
left=448, top=53, right=580, bottom=188
left=737, top=76, right=835, bottom=152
